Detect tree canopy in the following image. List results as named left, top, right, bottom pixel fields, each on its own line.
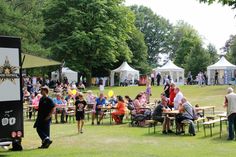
left=130, top=5, right=174, bottom=67
left=42, top=0, right=140, bottom=85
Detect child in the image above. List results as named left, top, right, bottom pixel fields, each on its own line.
left=75, top=93, right=87, bottom=133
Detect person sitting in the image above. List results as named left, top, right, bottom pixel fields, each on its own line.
left=86, top=90, right=96, bottom=110
left=152, top=96, right=173, bottom=134
left=176, top=97, right=196, bottom=136
left=65, top=93, right=75, bottom=122
left=112, top=96, right=126, bottom=124
left=78, top=82, right=85, bottom=91
left=133, top=94, right=144, bottom=114
left=92, top=93, right=106, bottom=125
left=109, top=95, right=117, bottom=107
left=32, top=93, right=42, bottom=111
left=53, top=93, right=66, bottom=123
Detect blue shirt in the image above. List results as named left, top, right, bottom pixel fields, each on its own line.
left=53, top=98, right=64, bottom=105
left=95, top=97, right=106, bottom=110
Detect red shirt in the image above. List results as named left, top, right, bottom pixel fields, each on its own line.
left=169, top=87, right=176, bottom=106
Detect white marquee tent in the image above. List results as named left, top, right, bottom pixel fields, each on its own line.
left=207, top=56, right=236, bottom=85
left=51, top=67, right=78, bottom=84
left=155, top=60, right=185, bottom=85
left=110, top=62, right=139, bottom=86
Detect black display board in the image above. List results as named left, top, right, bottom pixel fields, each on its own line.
left=0, top=36, right=23, bottom=139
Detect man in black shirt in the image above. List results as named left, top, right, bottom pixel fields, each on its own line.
left=34, top=86, right=55, bottom=149
left=152, top=97, right=172, bottom=134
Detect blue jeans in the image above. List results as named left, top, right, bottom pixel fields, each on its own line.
left=36, top=120, right=51, bottom=142
left=228, top=113, right=236, bottom=139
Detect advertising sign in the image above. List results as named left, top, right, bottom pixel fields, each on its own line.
left=0, top=36, right=23, bottom=139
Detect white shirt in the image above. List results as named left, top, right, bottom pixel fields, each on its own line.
left=151, top=73, right=154, bottom=78
left=174, top=91, right=183, bottom=110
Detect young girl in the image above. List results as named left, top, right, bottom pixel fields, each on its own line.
left=75, top=93, right=87, bottom=133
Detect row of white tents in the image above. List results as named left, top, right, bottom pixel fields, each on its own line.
left=110, top=56, right=236, bottom=86
left=50, top=56, right=236, bottom=86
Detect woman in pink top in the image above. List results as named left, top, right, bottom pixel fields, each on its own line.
left=32, top=94, right=42, bottom=110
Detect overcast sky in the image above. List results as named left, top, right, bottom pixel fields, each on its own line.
left=125, top=0, right=236, bottom=53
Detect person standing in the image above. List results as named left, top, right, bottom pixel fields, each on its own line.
left=156, top=72, right=161, bottom=86
left=75, top=93, right=87, bottom=134
left=164, top=80, right=170, bottom=98
left=215, top=70, right=219, bottom=85
left=34, top=86, right=55, bottom=149
left=146, top=82, right=152, bottom=103
left=224, top=87, right=236, bottom=140
left=151, top=72, right=155, bottom=86
left=173, top=87, right=184, bottom=110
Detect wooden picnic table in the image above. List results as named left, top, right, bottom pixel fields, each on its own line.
left=101, top=106, right=116, bottom=125
left=196, top=106, right=215, bottom=117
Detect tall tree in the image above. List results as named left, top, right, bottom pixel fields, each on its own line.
left=206, top=43, right=218, bottom=64
left=184, top=43, right=211, bottom=78
left=43, top=0, right=135, bottom=85
left=127, top=28, right=150, bottom=74
left=0, top=0, right=46, bottom=56
left=172, top=21, right=203, bottom=68
left=199, top=0, right=236, bottom=8
left=223, top=35, right=236, bottom=64
left=130, top=5, right=174, bottom=67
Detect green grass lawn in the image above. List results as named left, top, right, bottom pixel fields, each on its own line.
left=1, top=85, right=236, bottom=157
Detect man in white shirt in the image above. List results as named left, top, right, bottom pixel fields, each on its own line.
left=173, top=87, right=183, bottom=110
left=224, top=87, right=236, bottom=140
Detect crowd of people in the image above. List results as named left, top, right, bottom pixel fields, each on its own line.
left=21, top=75, right=236, bottom=149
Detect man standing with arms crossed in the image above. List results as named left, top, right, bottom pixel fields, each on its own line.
left=224, top=87, right=236, bottom=140
left=34, top=86, right=55, bottom=148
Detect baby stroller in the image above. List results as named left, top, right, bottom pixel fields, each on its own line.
left=127, top=102, right=152, bottom=127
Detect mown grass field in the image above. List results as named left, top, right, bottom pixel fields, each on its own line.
left=1, top=85, right=236, bottom=157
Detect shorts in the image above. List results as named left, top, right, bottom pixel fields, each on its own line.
left=76, top=112, right=85, bottom=121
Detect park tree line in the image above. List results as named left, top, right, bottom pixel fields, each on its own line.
left=2, top=0, right=235, bottom=85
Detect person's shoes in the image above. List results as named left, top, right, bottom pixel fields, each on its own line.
left=180, top=131, right=185, bottom=134
left=39, top=140, right=52, bottom=149
left=97, top=122, right=100, bottom=125
left=192, top=133, right=196, bottom=136
left=43, top=140, right=52, bottom=148
left=162, top=131, right=167, bottom=134
left=168, top=130, right=174, bottom=133
left=91, top=122, right=94, bottom=125
left=80, top=130, right=83, bottom=134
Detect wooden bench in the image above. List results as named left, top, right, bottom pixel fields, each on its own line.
left=181, top=117, right=205, bottom=132
left=203, top=118, right=227, bottom=137
left=146, top=120, right=159, bottom=134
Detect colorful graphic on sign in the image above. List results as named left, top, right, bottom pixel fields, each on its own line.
left=0, top=56, right=20, bottom=84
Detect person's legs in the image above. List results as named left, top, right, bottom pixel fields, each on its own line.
left=81, top=120, right=84, bottom=133
left=92, top=112, right=95, bottom=125
left=61, top=109, right=65, bottom=123
left=55, top=110, right=58, bottom=123
left=112, top=112, right=119, bottom=124
left=77, top=120, right=81, bottom=133
left=228, top=114, right=235, bottom=140
left=98, top=112, right=104, bottom=123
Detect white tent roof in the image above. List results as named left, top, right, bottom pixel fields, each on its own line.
left=157, top=60, right=184, bottom=71
left=61, top=67, right=77, bottom=74
left=112, top=62, right=139, bottom=72
left=207, top=56, right=236, bottom=70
